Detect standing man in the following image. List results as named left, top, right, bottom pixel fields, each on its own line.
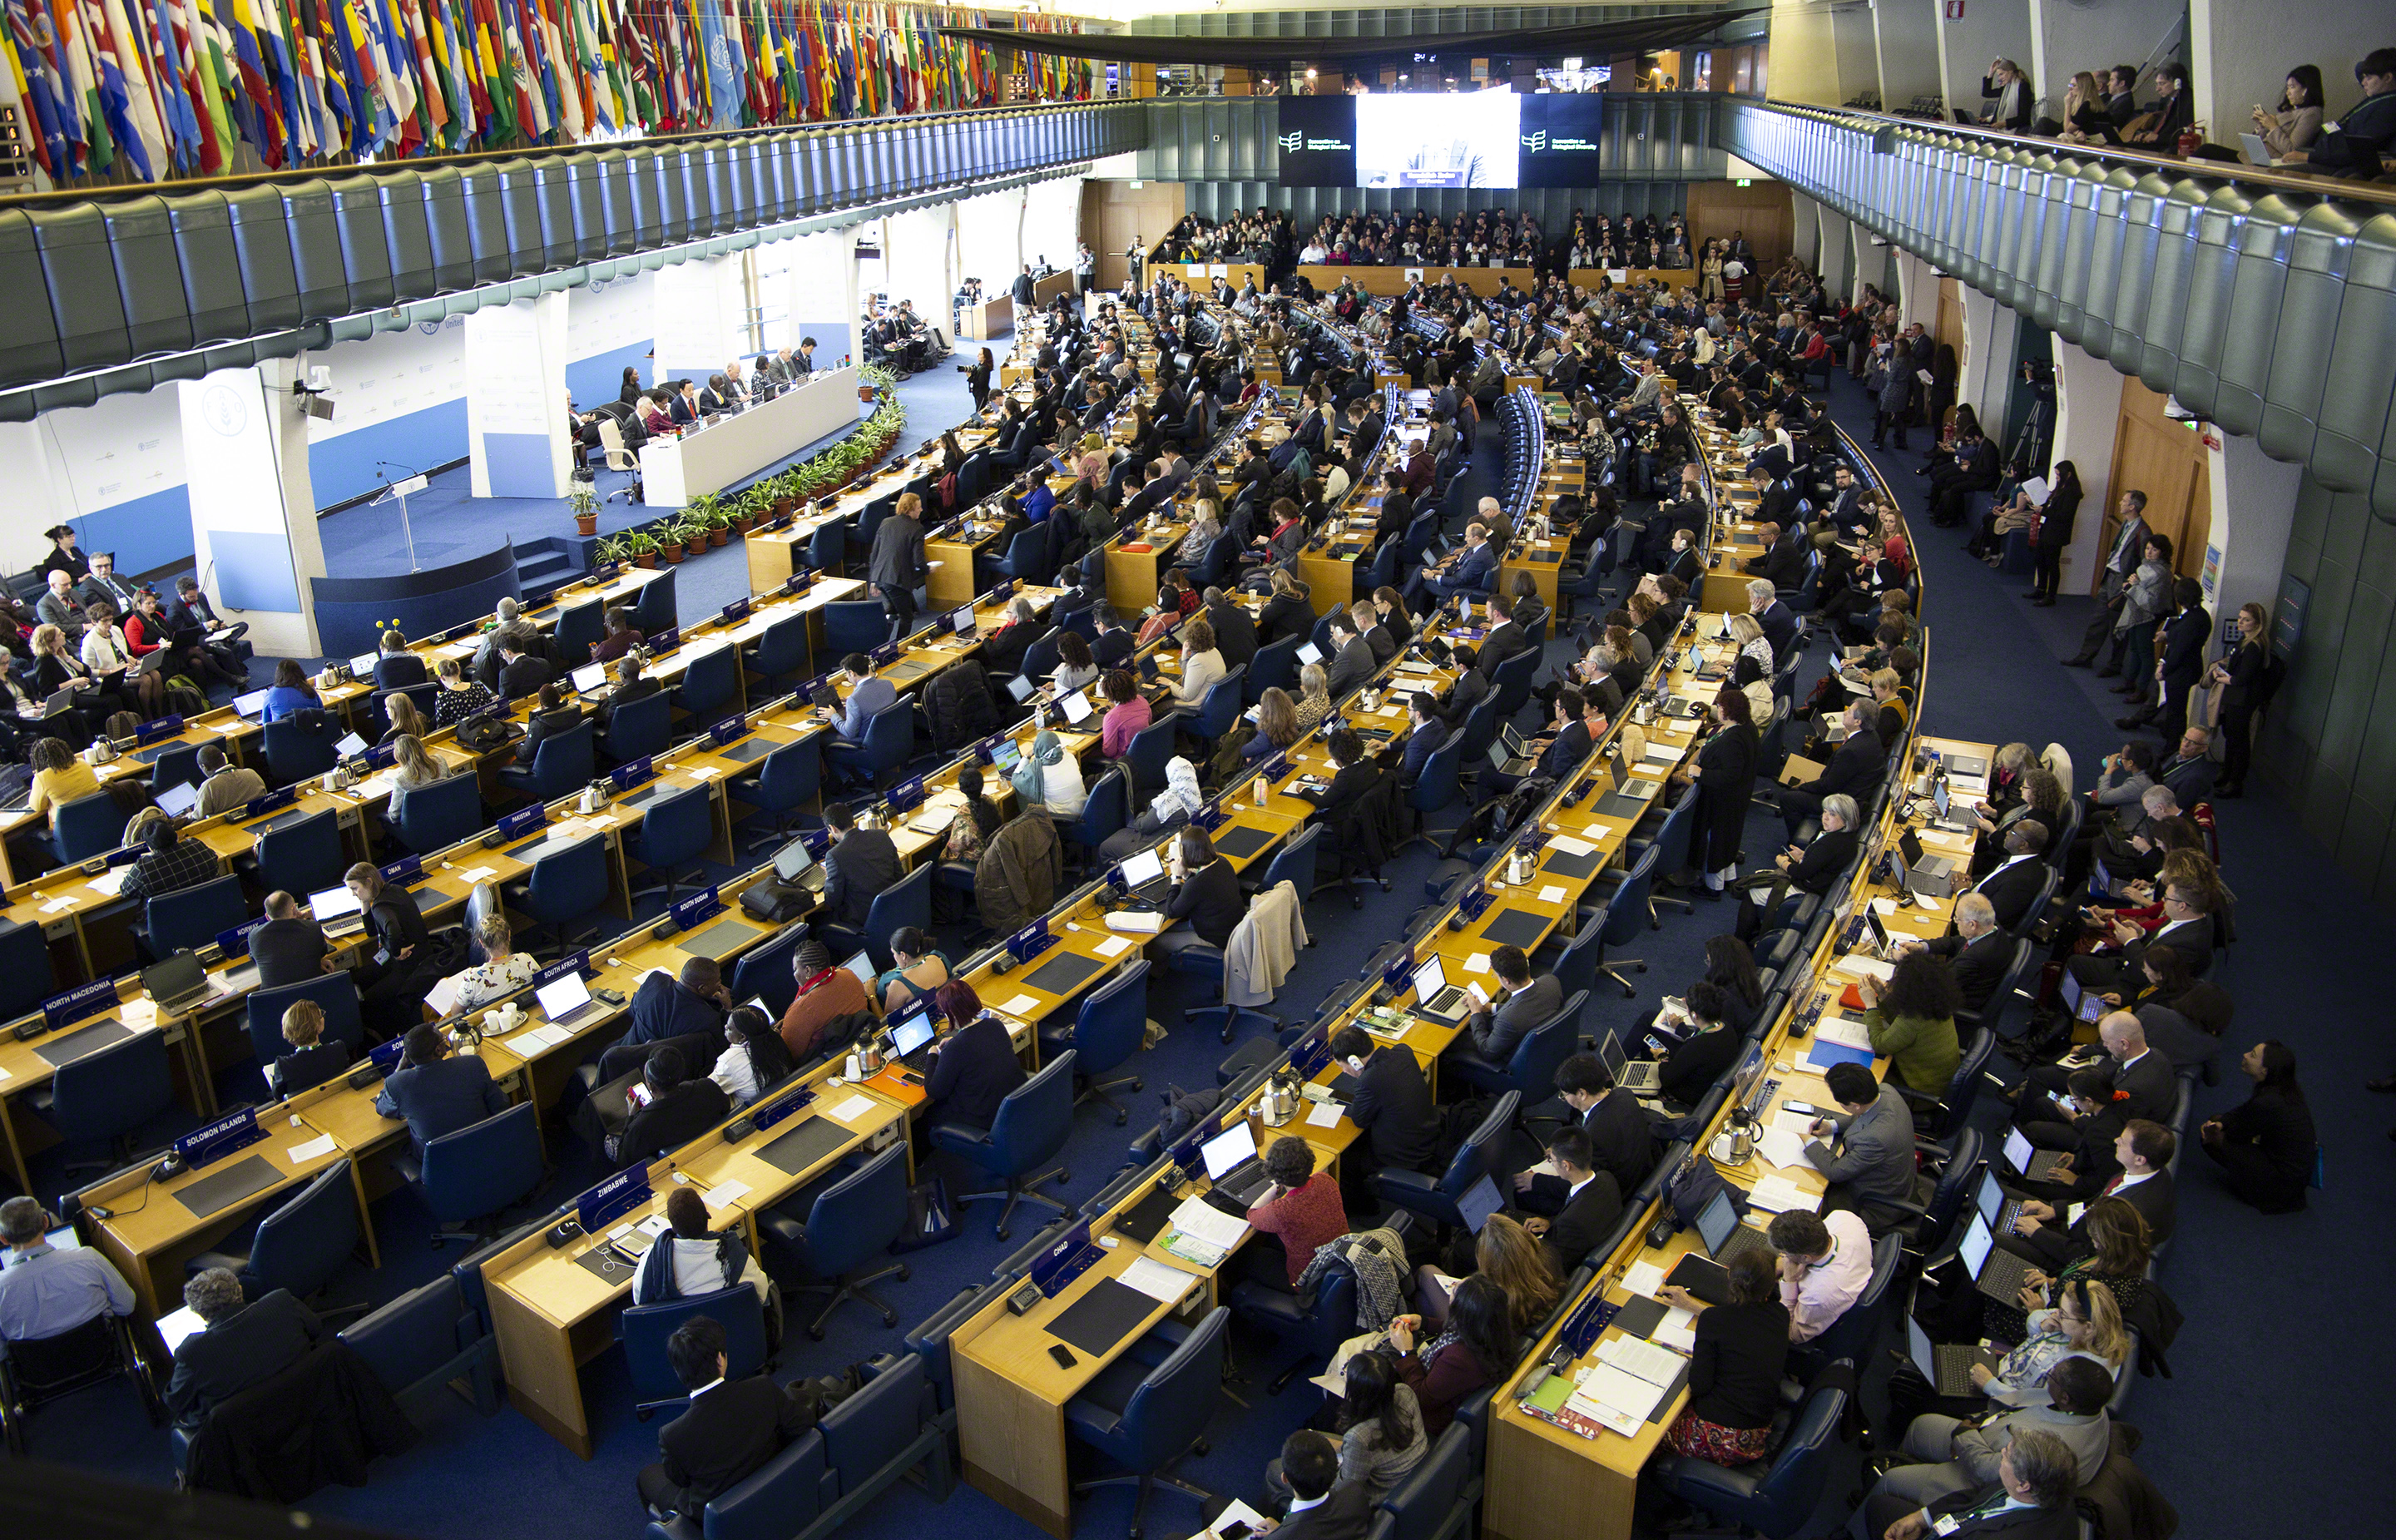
left=1011, top=264, right=1037, bottom=310
left=868, top=491, right=928, bottom=643
left=2065, top=491, right=2151, bottom=668
left=1074, top=242, right=1095, bottom=295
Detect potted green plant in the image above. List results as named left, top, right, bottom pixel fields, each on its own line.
left=671, top=517, right=711, bottom=557
left=704, top=502, right=736, bottom=547
left=651, top=519, right=685, bottom=564
left=619, top=530, right=660, bottom=569
left=568, top=481, right=602, bottom=537
left=594, top=533, right=627, bottom=568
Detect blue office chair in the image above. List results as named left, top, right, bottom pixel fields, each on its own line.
left=498, top=718, right=597, bottom=803
left=1245, top=823, right=1321, bottom=900
left=743, top=612, right=811, bottom=695
left=819, top=862, right=931, bottom=973
left=1015, top=629, right=1064, bottom=686
left=1245, top=635, right=1301, bottom=704
left=1186, top=666, right=1247, bottom=745
left=1374, top=1422, right=1476, bottom=1540
left=339, top=1274, right=502, bottom=1423
left=248, top=973, right=367, bottom=1069
left=388, top=772, right=484, bottom=855
left=148, top=741, right=204, bottom=793
left=1488, top=647, right=1540, bottom=722
left=52, top=792, right=125, bottom=864
left=1880, top=1125, right=1983, bottom=1256
left=730, top=925, right=808, bottom=1023
left=185, top=1157, right=364, bottom=1318
left=643, top=1429, right=824, bottom=1540
left=1037, top=961, right=1148, bottom=1125
left=820, top=599, right=890, bottom=660
left=848, top=493, right=897, bottom=566
left=141, top=874, right=246, bottom=959
left=1452, top=695, right=1502, bottom=768
left=30, top=1027, right=175, bottom=1173
left=1957, top=938, right=2034, bottom=1042
left=1230, top=1260, right=1359, bottom=1394
left=1587, top=846, right=1660, bottom=997
left=932, top=1049, right=1077, bottom=1240
left=1542, top=919, right=1611, bottom=1010
left=1063, top=1305, right=1227, bottom=1540
left=825, top=699, right=914, bottom=791
left=979, top=527, right=1052, bottom=588
left=0, top=919, right=58, bottom=1025
left=262, top=714, right=343, bottom=786
left=804, top=515, right=847, bottom=580
left=1450, top=989, right=1587, bottom=1102
left=819, top=1349, right=953, bottom=1511
left=628, top=783, right=715, bottom=905
left=507, top=835, right=611, bottom=956
left=620, top=1284, right=770, bottom=1420
left=758, top=1142, right=912, bottom=1338
left=552, top=600, right=604, bottom=662
left=1896, top=1026, right=1997, bottom=1142
left=676, top=644, right=740, bottom=722
left=253, top=809, right=345, bottom=899
left=1401, top=733, right=1468, bottom=850
left=1632, top=784, right=1700, bottom=915
left=735, top=737, right=821, bottom=853
left=632, top=568, right=678, bottom=636
left=603, top=691, right=673, bottom=765
left=1374, top=1092, right=1520, bottom=1230
left=1647, top=1363, right=1851, bottom=1539
left=1794, top=1234, right=1901, bottom=1379
left=1126, top=713, right=1182, bottom=794
left=412, top=1103, right=546, bottom=1250
left=1063, top=768, right=1129, bottom=874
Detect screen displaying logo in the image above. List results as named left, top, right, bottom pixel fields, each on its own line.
left=1278, top=130, right=1304, bottom=151
left=1520, top=130, right=1548, bottom=153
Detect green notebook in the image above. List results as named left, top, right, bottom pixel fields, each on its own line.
left=1527, top=1374, right=1576, bottom=1414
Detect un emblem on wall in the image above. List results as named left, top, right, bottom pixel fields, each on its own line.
left=202, top=383, right=248, bottom=437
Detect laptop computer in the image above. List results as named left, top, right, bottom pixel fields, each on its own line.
left=949, top=607, right=977, bottom=640
left=1908, top=1312, right=2002, bottom=1398
left=1117, top=845, right=1172, bottom=904
left=41, top=686, right=82, bottom=718
left=154, top=780, right=201, bottom=820
left=1958, top=1208, right=2039, bottom=1306
left=141, top=951, right=213, bottom=1015
left=231, top=688, right=272, bottom=721
left=2057, top=970, right=2109, bottom=1028
left=1408, top=955, right=1478, bottom=1024
left=989, top=739, right=1022, bottom=777
left=1973, top=1165, right=2030, bottom=1240
left=1056, top=688, right=1095, bottom=727
left=809, top=682, right=844, bottom=711
left=772, top=835, right=828, bottom=893
left=1662, top=1186, right=1779, bottom=1303
left=1458, top=1175, right=1506, bottom=1233
left=1592, top=751, right=1661, bottom=820
left=1006, top=674, right=1037, bottom=703
left=1200, top=1122, right=1272, bottom=1210
left=840, top=951, right=877, bottom=993
left=1486, top=724, right=1537, bottom=778
left=1600, top=1028, right=1664, bottom=1095
left=2237, top=130, right=2275, bottom=166
left=1296, top=642, right=1324, bottom=666
left=2001, top=1123, right=2072, bottom=1184
left=1894, top=830, right=1955, bottom=897
left=535, top=970, right=599, bottom=1027
left=888, top=1008, right=941, bottom=1072
left=309, top=883, right=367, bottom=935
left=1928, top=779, right=1975, bottom=834
left=571, top=662, right=608, bottom=696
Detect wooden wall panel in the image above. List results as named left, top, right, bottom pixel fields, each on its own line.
left=1687, top=181, right=1794, bottom=273
left=1082, top=181, right=1186, bottom=291
left=2106, top=378, right=2213, bottom=581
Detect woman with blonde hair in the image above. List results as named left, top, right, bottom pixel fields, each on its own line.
left=1295, top=661, right=1334, bottom=730
left=379, top=691, right=429, bottom=745
left=385, top=734, right=448, bottom=824
left=1168, top=616, right=1226, bottom=706
left=454, top=912, right=538, bottom=1009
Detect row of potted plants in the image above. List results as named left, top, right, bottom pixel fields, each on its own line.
left=582, top=369, right=907, bottom=569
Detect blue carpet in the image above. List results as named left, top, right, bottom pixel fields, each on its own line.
left=23, top=374, right=2384, bottom=1540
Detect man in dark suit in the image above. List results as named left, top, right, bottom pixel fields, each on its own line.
left=822, top=801, right=902, bottom=930
left=1801, top=1064, right=1918, bottom=1231
left=2150, top=725, right=2218, bottom=809
left=1914, top=893, right=2014, bottom=1014
left=512, top=683, right=585, bottom=765
left=1746, top=578, right=1799, bottom=664
left=2122, top=578, right=2209, bottom=735
left=1526, top=1052, right=1656, bottom=1196
left=614, top=957, right=731, bottom=1063
left=2018, top=1012, right=2178, bottom=1152
left=250, top=891, right=332, bottom=987
left=2064, top=882, right=2214, bottom=993
left=1328, top=1026, right=1445, bottom=1203
left=1966, top=820, right=2051, bottom=932
left=1398, top=692, right=1449, bottom=790
left=1774, top=705, right=1883, bottom=841
left=1515, top=1129, right=1622, bottom=1273
left=596, top=656, right=662, bottom=730
left=1010, top=265, right=1036, bottom=309
left=495, top=627, right=552, bottom=702
left=1203, top=588, right=1257, bottom=670
left=1473, top=592, right=1531, bottom=681
left=2000, top=1119, right=2176, bottom=1270
left=165, top=1269, right=324, bottom=1427
left=613, top=1045, right=730, bottom=1168
left=1458, top=947, right=1561, bottom=1065
left=1741, top=520, right=1809, bottom=590
left=374, top=1023, right=507, bottom=1153
left=868, top=491, right=928, bottom=643
left=1864, top=1427, right=2086, bottom=1540
left=1091, top=607, right=1136, bottom=671
left=636, top=1315, right=825, bottom=1520
left=1324, top=611, right=1377, bottom=698
left=1268, top=1427, right=1376, bottom=1540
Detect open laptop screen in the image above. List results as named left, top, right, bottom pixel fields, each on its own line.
left=309, top=884, right=364, bottom=923
left=891, top=1015, right=937, bottom=1057
left=536, top=972, right=592, bottom=1023
left=1409, top=955, right=1448, bottom=1005
left=1200, top=1121, right=1258, bottom=1181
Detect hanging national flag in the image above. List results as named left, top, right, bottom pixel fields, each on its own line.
left=5, top=0, right=74, bottom=173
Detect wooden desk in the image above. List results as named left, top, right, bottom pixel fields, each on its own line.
left=483, top=1086, right=908, bottom=1457
left=1297, top=265, right=1537, bottom=299
left=959, top=295, right=1013, bottom=339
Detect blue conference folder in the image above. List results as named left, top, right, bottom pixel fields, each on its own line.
left=1803, top=1040, right=1876, bottom=1073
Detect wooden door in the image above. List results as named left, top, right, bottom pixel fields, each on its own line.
left=2106, top=378, right=2211, bottom=581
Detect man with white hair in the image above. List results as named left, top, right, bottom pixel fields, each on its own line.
left=1904, top=891, right=2012, bottom=1013
left=472, top=597, right=522, bottom=682
left=1750, top=577, right=1799, bottom=663
left=1403, top=521, right=1498, bottom=607
left=1774, top=701, right=1885, bottom=842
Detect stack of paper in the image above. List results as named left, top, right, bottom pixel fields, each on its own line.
left=1571, top=1362, right=1670, bottom=1430
left=1654, top=1307, right=1699, bottom=1352
left=1754, top=1127, right=1810, bottom=1171
left=1105, top=910, right=1166, bottom=933
left=1119, top=1255, right=1203, bottom=1305
left=1831, top=953, right=1896, bottom=982
left=1304, top=1100, right=1346, bottom=1127
left=1163, top=1195, right=1248, bottom=1266
left=1598, top=1335, right=1686, bottom=1388
left=1816, top=1015, right=1875, bottom=1051
left=1621, top=1260, right=1669, bottom=1299
left=1746, top=1174, right=1823, bottom=1214
left=1767, top=1106, right=1822, bottom=1138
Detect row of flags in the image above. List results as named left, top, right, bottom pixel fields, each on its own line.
left=0, top=0, right=1097, bottom=185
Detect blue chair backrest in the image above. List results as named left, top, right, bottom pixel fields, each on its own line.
left=820, top=1350, right=928, bottom=1498
left=1809, top=1236, right=1901, bottom=1368
left=849, top=492, right=895, bottom=557
left=0, top=919, right=56, bottom=1023
left=1192, top=666, right=1247, bottom=740
left=858, top=699, right=915, bottom=776
left=419, top=1103, right=544, bottom=1226
left=1018, top=628, right=1063, bottom=683
left=147, top=874, right=247, bottom=956
left=249, top=973, right=367, bottom=1064
left=264, top=716, right=342, bottom=784
left=987, top=1049, right=1077, bottom=1173
left=1598, top=846, right=1660, bottom=947
left=749, top=612, right=810, bottom=680
left=52, top=791, right=123, bottom=864
left=821, top=599, right=890, bottom=659
left=149, top=741, right=205, bottom=790
left=1365, top=536, right=1401, bottom=596
left=1309, top=611, right=1338, bottom=656
left=632, top=568, right=677, bottom=635
left=1549, top=919, right=1610, bottom=1002
left=808, top=515, right=847, bottom=575
left=798, top=1142, right=912, bottom=1276
left=552, top=600, right=603, bottom=660
left=1402, top=512, right=1441, bottom=563
left=859, top=863, right=933, bottom=968
left=394, top=773, right=485, bottom=854
left=339, top=1274, right=482, bottom=1404
left=1127, top=715, right=1180, bottom=791
left=48, top=1027, right=174, bottom=1141
left=1921, top=1127, right=1983, bottom=1250
left=1506, top=990, right=1586, bottom=1092
left=699, top=1429, right=826, bottom=1540
left=1379, top=1423, right=1474, bottom=1540
left=1750, top=1372, right=1849, bottom=1526
left=526, top=836, right=611, bottom=926
left=1489, top=646, right=1540, bottom=718
left=606, top=691, right=673, bottom=762
left=621, top=1284, right=769, bottom=1406
left=1410, top=731, right=1467, bottom=814
left=1454, top=695, right=1501, bottom=763
left=754, top=737, right=821, bottom=815
left=1246, top=635, right=1301, bottom=702
left=905, top=1280, right=1000, bottom=1414
left=999, top=527, right=1048, bottom=582
left=523, top=719, right=598, bottom=799
left=1113, top=1306, right=1228, bottom=1470
left=1256, top=824, right=1321, bottom=897
left=1071, top=960, right=1149, bottom=1079
left=247, top=1157, right=361, bottom=1299
left=1444, top=1090, right=1521, bottom=1196
left=634, top=782, right=715, bottom=869
left=730, top=925, right=807, bottom=1020
left=958, top=453, right=990, bottom=508
left=1071, top=768, right=1129, bottom=849
left=256, top=810, right=346, bottom=898
left=678, top=645, right=738, bottom=716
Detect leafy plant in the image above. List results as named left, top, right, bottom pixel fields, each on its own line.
left=670, top=517, right=711, bottom=547
left=617, top=530, right=659, bottom=555
left=567, top=483, right=601, bottom=519
left=594, top=534, right=629, bottom=564
left=685, top=492, right=725, bottom=527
